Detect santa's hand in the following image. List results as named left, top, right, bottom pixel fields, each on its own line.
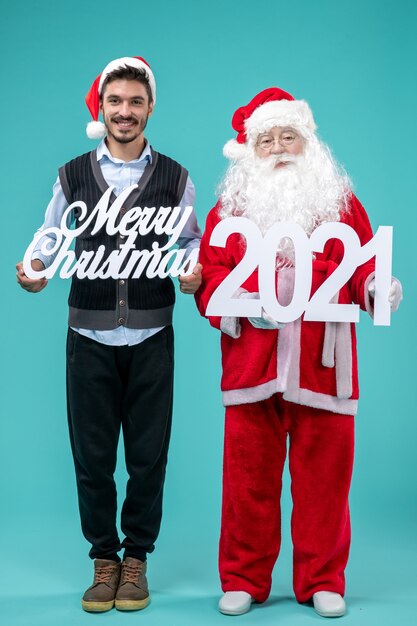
left=388, top=278, right=403, bottom=311
left=248, top=310, right=285, bottom=330
left=368, top=277, right=403, bottom=312
left=239, top=292, right=285, bottom=329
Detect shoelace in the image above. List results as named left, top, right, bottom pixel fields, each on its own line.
left=121, top=562, right=143, bottom=583
left=95, top=565, right=117, bottom=583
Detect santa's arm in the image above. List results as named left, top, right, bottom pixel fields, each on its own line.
left=346, top=194, right=402, bottom=315
left=195, top=205, right=235, bottom=332
left=195, top=204, right=258, bottom=337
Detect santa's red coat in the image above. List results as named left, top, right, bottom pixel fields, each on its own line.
left=195, top=194, right=375, bottom=415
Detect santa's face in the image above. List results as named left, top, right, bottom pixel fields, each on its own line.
left=219, top=129, right=350, bottom=252
left=254, top=126, right=304, bottom=167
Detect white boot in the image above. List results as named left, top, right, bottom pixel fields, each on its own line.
left=313, top=591, right=346, bottom=617
left=218, top=591, right=253, bottom=615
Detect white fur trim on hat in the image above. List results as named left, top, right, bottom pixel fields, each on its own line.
left=223, top=139, right=249, bottom=160
left=86, top=121, right=107, bottom=139
left=245, top=100, right=316, bottom=141
left=99, top=57, right=156, bottom=103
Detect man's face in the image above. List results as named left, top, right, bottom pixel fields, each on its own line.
left=100, top=79, right=154, bottom=144
left=255, top=126, right=304, bottom=167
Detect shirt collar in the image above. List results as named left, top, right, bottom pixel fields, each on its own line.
left=96, top=139, right=152, bottom=164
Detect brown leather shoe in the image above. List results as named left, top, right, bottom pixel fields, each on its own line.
left=115, top=557, right=150, bottom=611
left=81, top=559, right=121, bottom=612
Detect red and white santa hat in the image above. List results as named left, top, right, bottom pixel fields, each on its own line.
left=85, top=56, right=156, bottom=139
left=223, top=87, right=316, bottom=160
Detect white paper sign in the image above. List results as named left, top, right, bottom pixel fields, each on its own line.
left=206, top=217, right=393, bottom=326
left=23, top=193, right=393, bottom=326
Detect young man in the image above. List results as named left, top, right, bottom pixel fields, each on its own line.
left=195, top=88, right=402, bottom=618
left=17, top=56, right=202, bottom=612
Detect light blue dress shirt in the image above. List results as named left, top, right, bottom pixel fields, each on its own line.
left=32, top=139, right=201, bottom=346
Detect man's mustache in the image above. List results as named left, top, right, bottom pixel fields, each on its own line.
left=111, top=116, right=138, bottom=123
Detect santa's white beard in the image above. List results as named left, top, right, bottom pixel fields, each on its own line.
left=219, top=140, right=351, bottom=263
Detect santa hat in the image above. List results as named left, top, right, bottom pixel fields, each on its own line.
left=223, top=87, right=316, bottom=160
left=85, top=56, right=156, bottom=139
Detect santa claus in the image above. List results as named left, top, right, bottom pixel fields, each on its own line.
left=195, top=88, right=402, bottom=618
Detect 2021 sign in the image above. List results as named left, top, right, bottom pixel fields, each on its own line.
left=206, top=217, right=393, bottom=326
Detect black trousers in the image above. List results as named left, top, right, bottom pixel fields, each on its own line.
left=66, top=326, right=174, bottom=561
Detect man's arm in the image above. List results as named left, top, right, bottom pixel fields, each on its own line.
left=16, top=176, right=72, bottom=293
left=31, top=178, right=72, bottom=268
left=176, top=176, right=203, bottom=294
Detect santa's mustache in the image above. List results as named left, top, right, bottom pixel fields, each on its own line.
left=268, top=154, right=298, bottom=165
left=252, top=153, right=300, bottom=173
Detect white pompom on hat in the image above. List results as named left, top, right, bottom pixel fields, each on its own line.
left=223, top=87, right=316, bottom=160
left=85, top=56, right=156, bottom=139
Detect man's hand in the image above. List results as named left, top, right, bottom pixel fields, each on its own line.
left=178, top=262, right=203, bottom=295
left=16, top=260, right=48, bottom=293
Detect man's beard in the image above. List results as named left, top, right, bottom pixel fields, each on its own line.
left=105, top=114, right=149, bottom=144
left=218, top=138, right=351, bottom=263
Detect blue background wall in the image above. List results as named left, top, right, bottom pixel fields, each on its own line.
left=1, top=1, right=416, bottom=624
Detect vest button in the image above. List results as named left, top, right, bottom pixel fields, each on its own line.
left=120, top=207, right=127, bottom=215
left=118, top=317, right=125, bottom=325
left=119, top=300, right=126, bottom=306
left=119, top=280, right=125, bottom=286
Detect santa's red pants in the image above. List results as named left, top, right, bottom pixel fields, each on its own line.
left=219, top=394, right=354, bottom=604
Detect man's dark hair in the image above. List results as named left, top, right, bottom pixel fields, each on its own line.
left=101, top=66, right=153, bottom=103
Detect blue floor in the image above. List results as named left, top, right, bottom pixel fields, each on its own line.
left=2, top=517, right=416, bottom=626
left=1, top=585, right=416, bottom=626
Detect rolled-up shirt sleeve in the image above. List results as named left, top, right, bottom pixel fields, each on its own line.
left=176, top=176, right=202, bottom=255
left=31, top=177, right=74, bottom=268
